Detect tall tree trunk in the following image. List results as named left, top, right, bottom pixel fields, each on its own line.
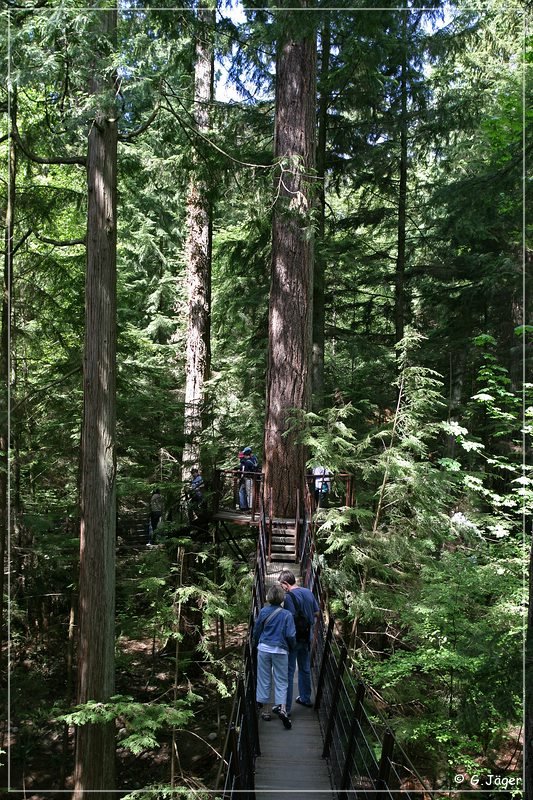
left=0, top=87, right=16, bottom=641
left=312, top=19, right=330, bottom=412
left=181, top=3, right=214, bottom=477
left=395, top=19, right=408, bottom=360
left=263, top=14, right=317, bottom=518
left=73, top=9, right=118, bottom=797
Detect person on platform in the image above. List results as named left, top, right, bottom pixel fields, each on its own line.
left=187, top=468, right=205, bottom=522
left=239, top=446, right=258, bottom=512
left=312, top=465, right=331, bottom=507
left=148, top=488, right=164, bottom=545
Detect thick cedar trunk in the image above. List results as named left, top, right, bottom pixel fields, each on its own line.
left=395, top=22, right=408, bottom=359
left=263, top=22, right=317, bottom=518
left=312, top=20, right=330, bottom=412
left=0, top=88, right=16, bottom=641
left=73, top=30, right=118, bottom=795
left=181, top=4, right=214, bottom=475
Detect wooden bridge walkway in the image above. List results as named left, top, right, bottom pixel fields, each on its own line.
left=253, top=559, right=333, bottom=799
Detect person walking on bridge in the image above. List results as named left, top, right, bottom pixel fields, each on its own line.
left=253, top=583, right=295, bottom=730
left=278, top=570, right=320, bottom=715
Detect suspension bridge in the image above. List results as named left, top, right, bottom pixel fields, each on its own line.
left=207, top=472, right=428, bottom=800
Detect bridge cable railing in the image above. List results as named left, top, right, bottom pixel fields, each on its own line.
left=215, top=492, right=269, bottom=799
left=216, top=480, right=429, bottom=799
left=301, top=483, right=430, bottom=799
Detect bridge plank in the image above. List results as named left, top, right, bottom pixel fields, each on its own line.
left=254, top=560, right=333, bottom=798
left=254, top=675, right=333, bottom=798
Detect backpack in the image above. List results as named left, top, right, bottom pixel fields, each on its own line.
left=292, top=593, right=311, bottom=643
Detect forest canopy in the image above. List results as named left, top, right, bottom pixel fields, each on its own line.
left=1, top=0, right=530, bottom=796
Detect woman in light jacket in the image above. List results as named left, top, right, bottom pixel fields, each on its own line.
left=253, top=583, right=296, bottom=729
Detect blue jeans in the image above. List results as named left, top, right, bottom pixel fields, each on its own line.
left=256, top=650, right=289, bottom=706
left=239, top=482, right=250, bottom=510
left=286, top=641, right=312, bottom=713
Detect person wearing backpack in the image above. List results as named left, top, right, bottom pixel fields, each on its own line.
left=312, top=465, right=331, bottom=508
left=252, top=583, right=295, bottom=730
left=238, top=446, right=259, bottom=512
left=278, top=570, right=320, bottom=716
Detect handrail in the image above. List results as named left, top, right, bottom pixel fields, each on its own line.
left=217, top=482, right=428, bottom=800
left=306, top=471, right=355, bottom=511
left=216, top=495, right=269, bottom=799
left=299, top=515, right=429, bottom=799
left=214, top=468, right=264, bottom=523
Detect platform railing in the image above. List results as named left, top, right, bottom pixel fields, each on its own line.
left=213, top=468, right=264, bottom=522
left=306, top=471, right=355, bottom=512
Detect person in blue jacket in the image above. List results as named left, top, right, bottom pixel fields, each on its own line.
left=253, top=583, right=295, bottom=729
left=278, top=569, right=320, bottom=715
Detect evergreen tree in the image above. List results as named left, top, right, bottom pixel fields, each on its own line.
left=74, top=6, right=118, bottom=796
left=264, top=7, right=317, bottom=518
left=181, top=1, right=215, bottom=477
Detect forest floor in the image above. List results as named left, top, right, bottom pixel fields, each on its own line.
left=4, top=628, right=241, bottom=798
left=3, top=523, right=249, bottom=800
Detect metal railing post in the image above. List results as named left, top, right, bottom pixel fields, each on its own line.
left=295, top=487, right=300, bottom=554
left=228, top=722, right=240, bottom=791
left=268, top=488, right=273, bottom=559
left=338, top=681, right=366, bottom=798
left=376, top=728, right=395, bottom=789
left=322, top=643, right=348, bottom=758
left=314, top=615, right=334, bottom=711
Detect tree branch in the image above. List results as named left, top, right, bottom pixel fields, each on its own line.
left=11, top=364, right=82, bottom=415
left=34, top=231, right=86, bottom=247
left=12, top=122, right=85, bottom=166
left=12, top=229, right=33, bottom=257
left=118, top=102, right=160, bottom=142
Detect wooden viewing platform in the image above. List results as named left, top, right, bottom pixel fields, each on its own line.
left=212, top=508, right=304, bottom=526
left=213, top=509, right=262, bottom=526
left=253, top=560, right=333, bottom=799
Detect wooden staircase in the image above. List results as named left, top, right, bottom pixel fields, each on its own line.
left=117, top=516, right=150, bottom=550
left=269, top=520, right=297, bottom=562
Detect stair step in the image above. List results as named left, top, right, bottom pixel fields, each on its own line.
left=272, top=536, right=296, bottom=544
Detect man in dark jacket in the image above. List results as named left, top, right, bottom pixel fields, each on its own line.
left=239, top=446, right=258, bottom=511
left=278, top=570, right=320, bottom=715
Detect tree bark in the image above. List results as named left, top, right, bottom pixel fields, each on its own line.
left=263, top=17, right=317, bottom=518
left=395, top=18, right=408, bottom=360
left=181, top=3, right=214, bottom=476
left=73, top=9, right=118, bottom=795
left=0, top=87, right=16, bottom=642
left=312, top=19, right=331, bottom=412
